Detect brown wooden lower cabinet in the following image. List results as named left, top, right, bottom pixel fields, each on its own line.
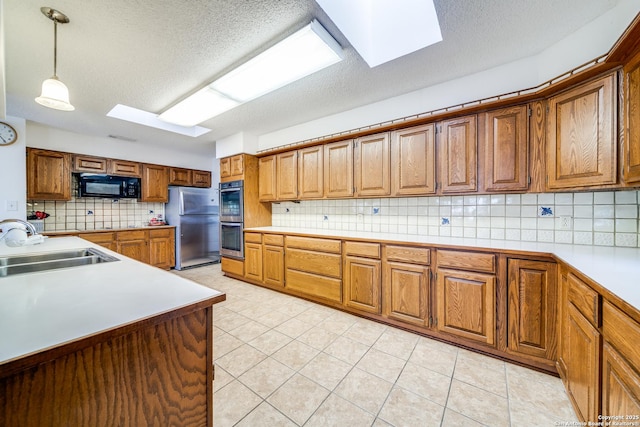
left=263, top=244, right=284, bottom=288
left=344, top=256, right=381, bottom=314
left=244, top=242, right=263, bottom=282
left=149, top=228, right=176, bottom=270
left=78, top=231, right=117, bottom=251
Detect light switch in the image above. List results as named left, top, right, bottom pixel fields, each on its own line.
left=6, top=200, right=18, bottom=211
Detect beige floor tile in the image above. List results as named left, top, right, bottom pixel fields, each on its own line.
left=441, top=408, right=485, bottom=426
left=378, top=386, right=445, bottom=427
left=343, top=320, right=387, bottom=346
left=295, top=307, right=334, bottom=325
left=356, top=348, right=406, bottom=383
left=248, top=329, right=293, bottom=355
left=414, top=335, right=459, bottom=355
left=324, top=336, right=370, bottom=365
left=213, top=365, right=234, bottom=391
left=223, top=298, right=255, bottom=313
left=274, top=317, right=314, bottom=338
left=254, top=309, right=292, bottom=328
left=213, top=306, right=233, bottom=322
left=509, top=397, right=574, bottom=426
left=267, top=374, right=330, bottom=425
left=271, top=339, right=319, bottom=370
left=296, top=326, right=340, bottom=350
left=454, top=350, right=507, bottom=397
left=299, top=352, right=353, bottom=391
left=276, top=302, right=310, bottom=317
left=334, top=367, right=393, bottom=414
left=215, top=343, right=267, bottom=377
left=237, top=304, right=276, bottom=320
left=408, top=343, right=457, bottom=377
left=213, top=380, right=262, bottom=426
left=372, top=328, right=419, bottom=360
left=372, top=418, right=392, bottom=426
left=235, top=402, right=297, bottom=427
left=396, top=361, right=452, bottom=406
left=318, top=313, right=358, bottom=335
left=214, top=331, right=244, bottom=358
left=228, top=319, right=271, bottom=342
left=446, top=379, right=510, bottom=427
left=238, top=357, right=295, bottom=398
left=216, top=310, right=252, bottom=332
left=305, top=393, right=376, bottom=427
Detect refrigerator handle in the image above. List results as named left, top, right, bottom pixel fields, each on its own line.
left=179, top=190, right=185, bottom=215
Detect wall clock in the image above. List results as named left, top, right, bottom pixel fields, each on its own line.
left=0, top=122, right=18, bottom=146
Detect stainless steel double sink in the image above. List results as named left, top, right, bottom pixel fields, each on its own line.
left=0, top=248, right=119, bottom=277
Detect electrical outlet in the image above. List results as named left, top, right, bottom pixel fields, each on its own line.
left=560, top=216, right=572, bottom=230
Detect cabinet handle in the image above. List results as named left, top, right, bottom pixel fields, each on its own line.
left=592, top=296, right=598, bottom=326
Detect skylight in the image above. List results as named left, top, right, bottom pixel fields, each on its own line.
left=106, top=104, right=212, bottom=138
left=316, top=0, right=442, bottom=67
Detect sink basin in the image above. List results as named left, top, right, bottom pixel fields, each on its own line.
left=0, top=248, right=119, bottom=277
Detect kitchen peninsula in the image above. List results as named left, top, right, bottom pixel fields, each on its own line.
left=0, top=237, right=225, bottom=426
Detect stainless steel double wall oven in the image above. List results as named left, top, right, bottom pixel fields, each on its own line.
left=219, top=180, right=244, bottom=259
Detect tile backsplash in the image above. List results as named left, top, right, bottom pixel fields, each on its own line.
left=28, top=198, right=165, bottom=232
left=272, top=190, right=640, bottom=248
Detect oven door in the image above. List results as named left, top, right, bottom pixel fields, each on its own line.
left=220, top=181, right=243, bottom=222
left=220, top=222, right=244, bottom=259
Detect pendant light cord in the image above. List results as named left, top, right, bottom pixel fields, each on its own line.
left=53, top=19, right=58, bottom=78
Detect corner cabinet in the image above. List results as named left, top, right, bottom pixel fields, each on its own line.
left=141, top=164, right=169, bottom=202
left=27, top=148, right=72, bottom=201
left=547, top=72, right=617, bottom=189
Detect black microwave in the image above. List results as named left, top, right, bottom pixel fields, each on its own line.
left=75, top=173, right=141, bottom=199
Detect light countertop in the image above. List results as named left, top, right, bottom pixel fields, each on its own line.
left=0, top=236, right=224, bottom=367
left=247, top=226, right=640, bottom=312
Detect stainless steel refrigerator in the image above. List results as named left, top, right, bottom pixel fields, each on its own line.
left=165, top=186, right=220, bottom=270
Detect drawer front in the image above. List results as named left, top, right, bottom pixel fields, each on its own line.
left=437, top=249, right=495, bottom=273
left=117, top=230, right=147, bottom=241
left=285, top=236, right=341, bottom=253
left=385, top=245, right=430, bottom=265
left=79, top=232, right=115, bottom=244
left=149, top=228, right=173, bottom=239
left=285, top=269, right=342, bottom=303
left=344, top=241, right=380, bottom=259
left=108, top=160, right=142, bottom=177
left=568, top=272, right=600, bottom=327
left=263, top=234, right=284, bottom=246
left=73, top=156, right=107, bottom=173
left=603, top=300, right=640, bottom=369
left=286, top=248, right=341, bottom=278
left=222, top=257, right=244, bottom=276
left=245, top=232, right=262, bottom=244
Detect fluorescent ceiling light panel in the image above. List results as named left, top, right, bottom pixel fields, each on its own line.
left=107, top=104, right=212, bottom=137
left=316, top=0, right=442, bottom=67
left=159, top=19, right=343, bottom=126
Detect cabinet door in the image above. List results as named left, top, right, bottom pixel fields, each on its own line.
left=391, top=124, right=436, bottom=196
left=344, top=256, right=381, bottom=314
left=258, top=155, right=277, bottom=201
left=436, top=268, right=495, bottom=345
left=141, top=164, right=169, bottom=202
left=547, top=73, right=617, bottom=189
left=78, top=232, right=117, bottom=251
left=230, top=154, right=244, bottom=177
left=108, top=160, right=142, bottom=177
left=298, top=146, right=324, bottom=198
left=383, top=261, right=429, bottom=327
left=220, top=157, right=231, bottom=179
left=484, top=106, right=529, bottom=192
left=169, top=167, right=192, bottom=186
left=564, top=303, right=601, bottom=422
left=439, top=115, right=478, bottom=193
left=602, top=342, right=640, bottom=420
left=624, top=51, right=640, bottom=183
left=324, top=140, right=354, bottom=198
left=27, top=149, right=72, bottom=200
left=192, top=170, right=212, bottom=188
left=355, top=133, right=390, bottom=196
left=117, top=231, right=149, bottom=264
left=507, top=259, right=557, bottom=361
left=73, top=155, right=107, bottom=173
left=149, top=229, right=175, bottom=269
left=263, top=244, right=284, bottom=288
left=277, top=151, right=298, bottom=200
left=244, top=242, right=263, bottom=282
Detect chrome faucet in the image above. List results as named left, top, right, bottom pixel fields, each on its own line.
left=0, top=218, right=46, bottom=246
left=0, top=218, right=38, bottom=236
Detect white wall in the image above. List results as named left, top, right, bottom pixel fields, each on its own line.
left=257, top=0, right=640, bottom=151
left=26, top=122, right=214, bottom=171
left=215, top=132, right=259, bottom=157
left=0, top=116, right=26, bottom=220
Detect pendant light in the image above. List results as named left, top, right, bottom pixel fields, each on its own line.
left=35, top=7, right=74, bottom=111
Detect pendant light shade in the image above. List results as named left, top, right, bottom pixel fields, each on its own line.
left=35, top=7, right=74, bottom=111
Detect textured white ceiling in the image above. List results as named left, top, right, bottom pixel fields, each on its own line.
left=3, top=0, right=621, bottom=155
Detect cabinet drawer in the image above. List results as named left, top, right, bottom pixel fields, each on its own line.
left=285, top=269, right=342, bottom=303
left=222, top=257, right=244, bottom=276
left=385, top=245, right=430, bottom=265
left=117, top=230, right=147, bottom=241
left=245, top=232, right=262, bottom=243
left=436, top=249, right=495, bottom=273
left=285, top=236, right=341, bottom=254
left=603, top=300, right=640, bottom=369
left=263, top=234, right=284, bottom=246
left=344, top=241, right=380, bottom=259
left=149, top=228, right=173, bottom=238
left=568, top=273, right=600, bottom=327
left=73, top=155, right=107, bottom=173
left=108, top=160, right=142, bottom=177
left=286, top=248, right=341, bottom=278
left=79, top=232, right=115, bottom=244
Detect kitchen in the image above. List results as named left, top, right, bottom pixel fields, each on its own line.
left=2, top=0, right=640, bottom=426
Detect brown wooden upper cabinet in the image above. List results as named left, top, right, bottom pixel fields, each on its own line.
left=483, top=105, right=529, bottom=192
left=73, top=155, right=107, bottom=173
left=220, top=153, right=244, bottom=182
left=354, top=132, right=390, bottom=197
left=391, top=124, right=436, bottom=196
left=168, top=167, right=211, bottom=187
left=277, top=151, right=298, bottom=200
left=547, top=72, right=617, bottom=189
left=141, top=164, right=169, bottom=202
left=324, top=139, right=354, bottom=198
left=27, top=148, right=72, bottom=200
left=438, top=115, right=478, bottom=193
left=258, top=155, right=277, bottom=201
left=298, top=145, right=324, bottom=199
left=108, top=159, right=142, bottom=177
left=192, top=170, right=212, bottom=187
left=624, top=51, right=640, bottom=183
